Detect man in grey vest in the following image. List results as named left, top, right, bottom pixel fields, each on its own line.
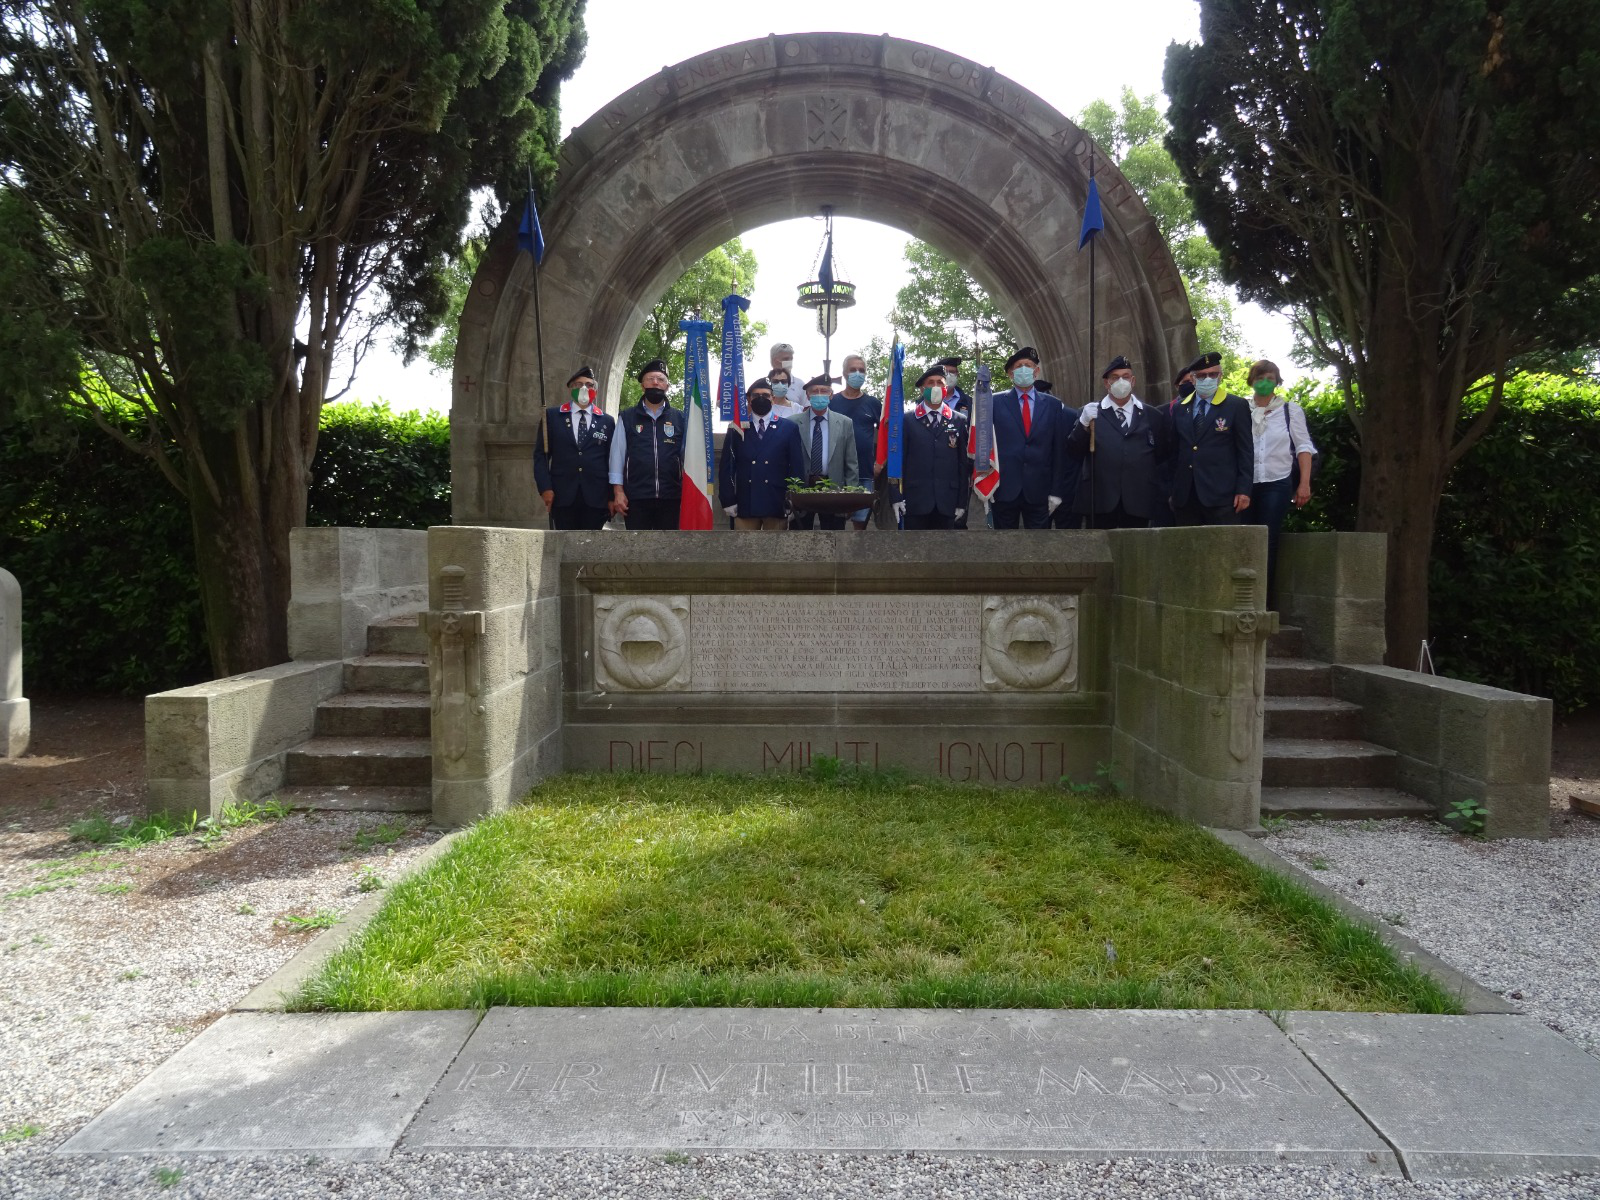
left=1066, top=355, right=1174, bottom=529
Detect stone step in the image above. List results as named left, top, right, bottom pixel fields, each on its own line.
left=1262, top=738, right=1398, bottom=789
left=367, top=614, right=427, bottom=657
left=276, top=785, right=432, bottom=813
left=1264, top=696, right=1364, bottom=740
left=315, top=692, right=430, bottom=738
left=1266, top=657, right=1332, bottom=697
left=284, top=737, right=432, bottom=787
left=1261, top=787, right=1437, bottom=820
left=1267, top=624, right=1304, bottom=659
left=344, top=654, right=428, bottom=694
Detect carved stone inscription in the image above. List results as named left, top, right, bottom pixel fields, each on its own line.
left=690, top=594, right=979, bottom=692
left=403, top=1007, right=1395, bottom=1162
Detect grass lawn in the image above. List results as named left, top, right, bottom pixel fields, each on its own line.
left=292, top=771, right=1459, bottom=1014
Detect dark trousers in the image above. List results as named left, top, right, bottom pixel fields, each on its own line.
left=790, top=511, right=848, bottom=530
left=1078, top=504, right=1148, bottom=530
left=550, top=501, right=609, bottom=531
left=1052, top=507, right=1083, bottom=529
left=1172, top=497, right=1241, bottom=527
left=991, top=497, right=1053, bottom=529
left=904, top=511, right=956, bottom=530
left=1248, top=475, right=1296, bottom=607
left=624, top=498, right=680, bottom=530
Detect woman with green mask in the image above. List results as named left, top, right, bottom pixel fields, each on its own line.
left=1245, top=359, right=1317, bottom=608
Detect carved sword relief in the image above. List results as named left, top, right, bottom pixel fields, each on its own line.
left=424, top=564, right=485, bottom=763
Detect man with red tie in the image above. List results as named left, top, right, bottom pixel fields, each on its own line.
left=717, top=377, right=805, bottom=530
left=987, top=346, right=1067, bottom=529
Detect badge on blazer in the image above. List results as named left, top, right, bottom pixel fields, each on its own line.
left=947, top=429, right=960, bottom=449
left=634, top=422, right=643, bottom=433
left=1215, top=417, right=1229, bottom=431
left=663, top=422, right=675, bottom=438
left=593, top=428, right=609, bottom=443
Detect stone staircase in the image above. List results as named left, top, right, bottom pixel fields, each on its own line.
left=278, top=615, right=432, bottom=813
left=1261, top=626, right=1434, bottom=821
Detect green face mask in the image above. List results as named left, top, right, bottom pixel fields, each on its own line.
left=1252, top=378, right=1277, bottom=397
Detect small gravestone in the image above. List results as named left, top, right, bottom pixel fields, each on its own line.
left=0, top=567, right=29, bottom=758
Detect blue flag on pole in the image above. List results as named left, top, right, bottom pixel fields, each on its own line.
left=1078, top=177, right=1104, bottom=249
left=517, top=190, right=545, bottom=264
left=717, top=293, right=750, bottom=422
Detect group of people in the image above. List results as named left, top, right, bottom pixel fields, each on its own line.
left=532, top=341, right=1316, bottom=599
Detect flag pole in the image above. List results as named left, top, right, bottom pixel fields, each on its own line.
left=527, top=166, right=550, bottom=455
left=1086, top=143, right=1097, bottom=532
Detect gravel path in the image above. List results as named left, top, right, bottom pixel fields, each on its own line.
left=1261, top=808, right=1600, bottom=1057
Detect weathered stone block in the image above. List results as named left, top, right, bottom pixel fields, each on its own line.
left=1, top=567, right=27, bottom=758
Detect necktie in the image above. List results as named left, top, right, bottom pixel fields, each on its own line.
left=811, top=415, right=824, bottom=475
left=578, top=410, right=589, bottom=443
left=1119, top=406, right=1129, bottom=429
left=1021, top=394, right=1032, bottom=437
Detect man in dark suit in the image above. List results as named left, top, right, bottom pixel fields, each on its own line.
left=718, top=378, right=804, bottom=530
left=1039, top=378, right=1085, bottom=529
left=1168, top=351, right=1254, bottom=525
left=789, top=374, right=861, bottom=530
left=1147, top=363, right=1195, bottom=529
left=989, top=345, right=1066, bottom=529
left=534, top=366, right=614, bottom=530
left=608, top=358, right=686, bottom=529
left=1067, top=355, right=1174, bottom=529
left=893, top=364, right=971, bottom=530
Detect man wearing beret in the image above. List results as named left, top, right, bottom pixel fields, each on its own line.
left=893, top=365, right=972, bottom=530
left=989, top=345, right=1067, bottom=529
left=608, top=358, right=686, bottom=530
left=1168, top=351, right=1253, bottom=525
left=718, top=377, right=804, bottom=530
left=1067, top=355, right=1173, bottom=529
left=535, top=366, right=614, bottom=530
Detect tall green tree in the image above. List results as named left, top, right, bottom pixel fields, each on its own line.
left=1166, top=0, right=1600, bottom=666
left=621, top=240, right=766, bottom=407
left=0, top=0, right=585, bottom=676
left=1077, top=89, right=1242, bottom=369
left=885, top=241, right=1018, bottom=375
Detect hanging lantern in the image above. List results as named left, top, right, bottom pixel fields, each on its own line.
left=795, top=206, right=856, bottom=377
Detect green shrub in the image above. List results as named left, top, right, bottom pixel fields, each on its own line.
left=0, top=400, right=450, bottom=694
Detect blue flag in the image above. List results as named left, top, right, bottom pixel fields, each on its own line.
left=716, top=293, right=750, bottom=422
left=1078, top=177, right=1104, bottom=249
left=819, top=232, right=835, bottom=295
left=517, top=190, right=545, bottom=264
left=884, top=340, right=906, bottom=483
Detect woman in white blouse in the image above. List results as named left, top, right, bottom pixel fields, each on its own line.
left=1246, top=359, right=1316, bottom=608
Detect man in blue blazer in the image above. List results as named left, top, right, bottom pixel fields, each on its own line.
left=534, top=365, right=614, bottom=530
left=718, top=377, right=804, bottom=530
left=893, top=364, right=972, bottom=529
left=989, top=345, right=1067, bottom=529
left=1168, top=351, right=1254, bottom=525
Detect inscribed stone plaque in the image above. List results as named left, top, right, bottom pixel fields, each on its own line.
left=401, top=1006, right=1395, bottom=1167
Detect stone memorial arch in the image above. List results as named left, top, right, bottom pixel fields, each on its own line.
left=452, top=33, right=1197, bottom=525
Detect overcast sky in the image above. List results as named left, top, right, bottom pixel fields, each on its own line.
left=352, top=0, right=1298, bottom=410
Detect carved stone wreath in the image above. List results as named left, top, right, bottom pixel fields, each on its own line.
left=981, top=596, right=1078, bottom=691
left=594, top=596, right=690, bottom=691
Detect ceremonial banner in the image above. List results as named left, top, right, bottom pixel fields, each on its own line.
left=1078, top=176, right=1104, bottom=249
left=874, top=340, right=907, bottom=482
left=716, top=293, right=750, bottom=423
left=970, top=362, right=1000, bottom=503
left=678, top=316, right=716, bottom=530
left=517, top=190, right=546, bottom=263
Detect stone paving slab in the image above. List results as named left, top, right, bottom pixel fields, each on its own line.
left=60, top=1011, right=480, bottom=1161
left=1285, top=1013, right=1600, bottom=1178
left=400, top=1007, right=1397, bottom=1169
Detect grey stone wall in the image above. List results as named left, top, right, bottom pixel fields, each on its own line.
left=451, top=33, right=1197, bottom=526
left=1, top=567, right=29, bottom=758
left=1332, top=666, right=1552, bottom=839
left=1275, top=533, right=1387, bottom=665
left=1107, top=528, right=1276, bottom=831
left=287, top=528, right=429, bottom=662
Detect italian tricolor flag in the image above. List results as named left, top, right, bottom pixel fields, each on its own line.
left=679, top=366, right=715, bottom=529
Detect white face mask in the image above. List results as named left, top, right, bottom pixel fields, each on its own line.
left=1108, top=378, right=1134, bottom=401
left=778, top=359, right=794, bottom=375
left=1194, top=376, right=1221, bottom=400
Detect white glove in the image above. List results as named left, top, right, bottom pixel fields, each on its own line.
left=893, top=502, right=906, bottom=520
left=1048, top=495, right=1062, bottom=514
left=1078, top=403, right=1097, bottom=426
left=723, top=505, right=738, bottom=516
left=955, top=508, right=966, bottom=521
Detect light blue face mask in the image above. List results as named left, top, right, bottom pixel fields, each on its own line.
left=1012, top=366, right=1035, bottom=388
left=1194, top=376, right=1221, bottom=400
left=771, top=382, right=789, bottom=400
left=846, top=371, right=866, bottom=388
left=808, top=393, right=831, bottom=411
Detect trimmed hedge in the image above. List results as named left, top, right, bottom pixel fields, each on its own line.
left=1284, top=374, right=1600, bottom=710
left=0, top=402, right=450, bottom=694
left=3, top=383, right=1596, bottom=708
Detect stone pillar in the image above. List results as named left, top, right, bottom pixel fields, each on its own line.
left=0, top=568, right=28, bottom=758
left=1275, top=533, right=1387, bottom=664
left=287, top=528, right=429, bottom=662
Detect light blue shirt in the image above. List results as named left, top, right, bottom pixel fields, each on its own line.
left=795, top=408, right=830, bottom=474
left=607, top=402, right=665, bottom=485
